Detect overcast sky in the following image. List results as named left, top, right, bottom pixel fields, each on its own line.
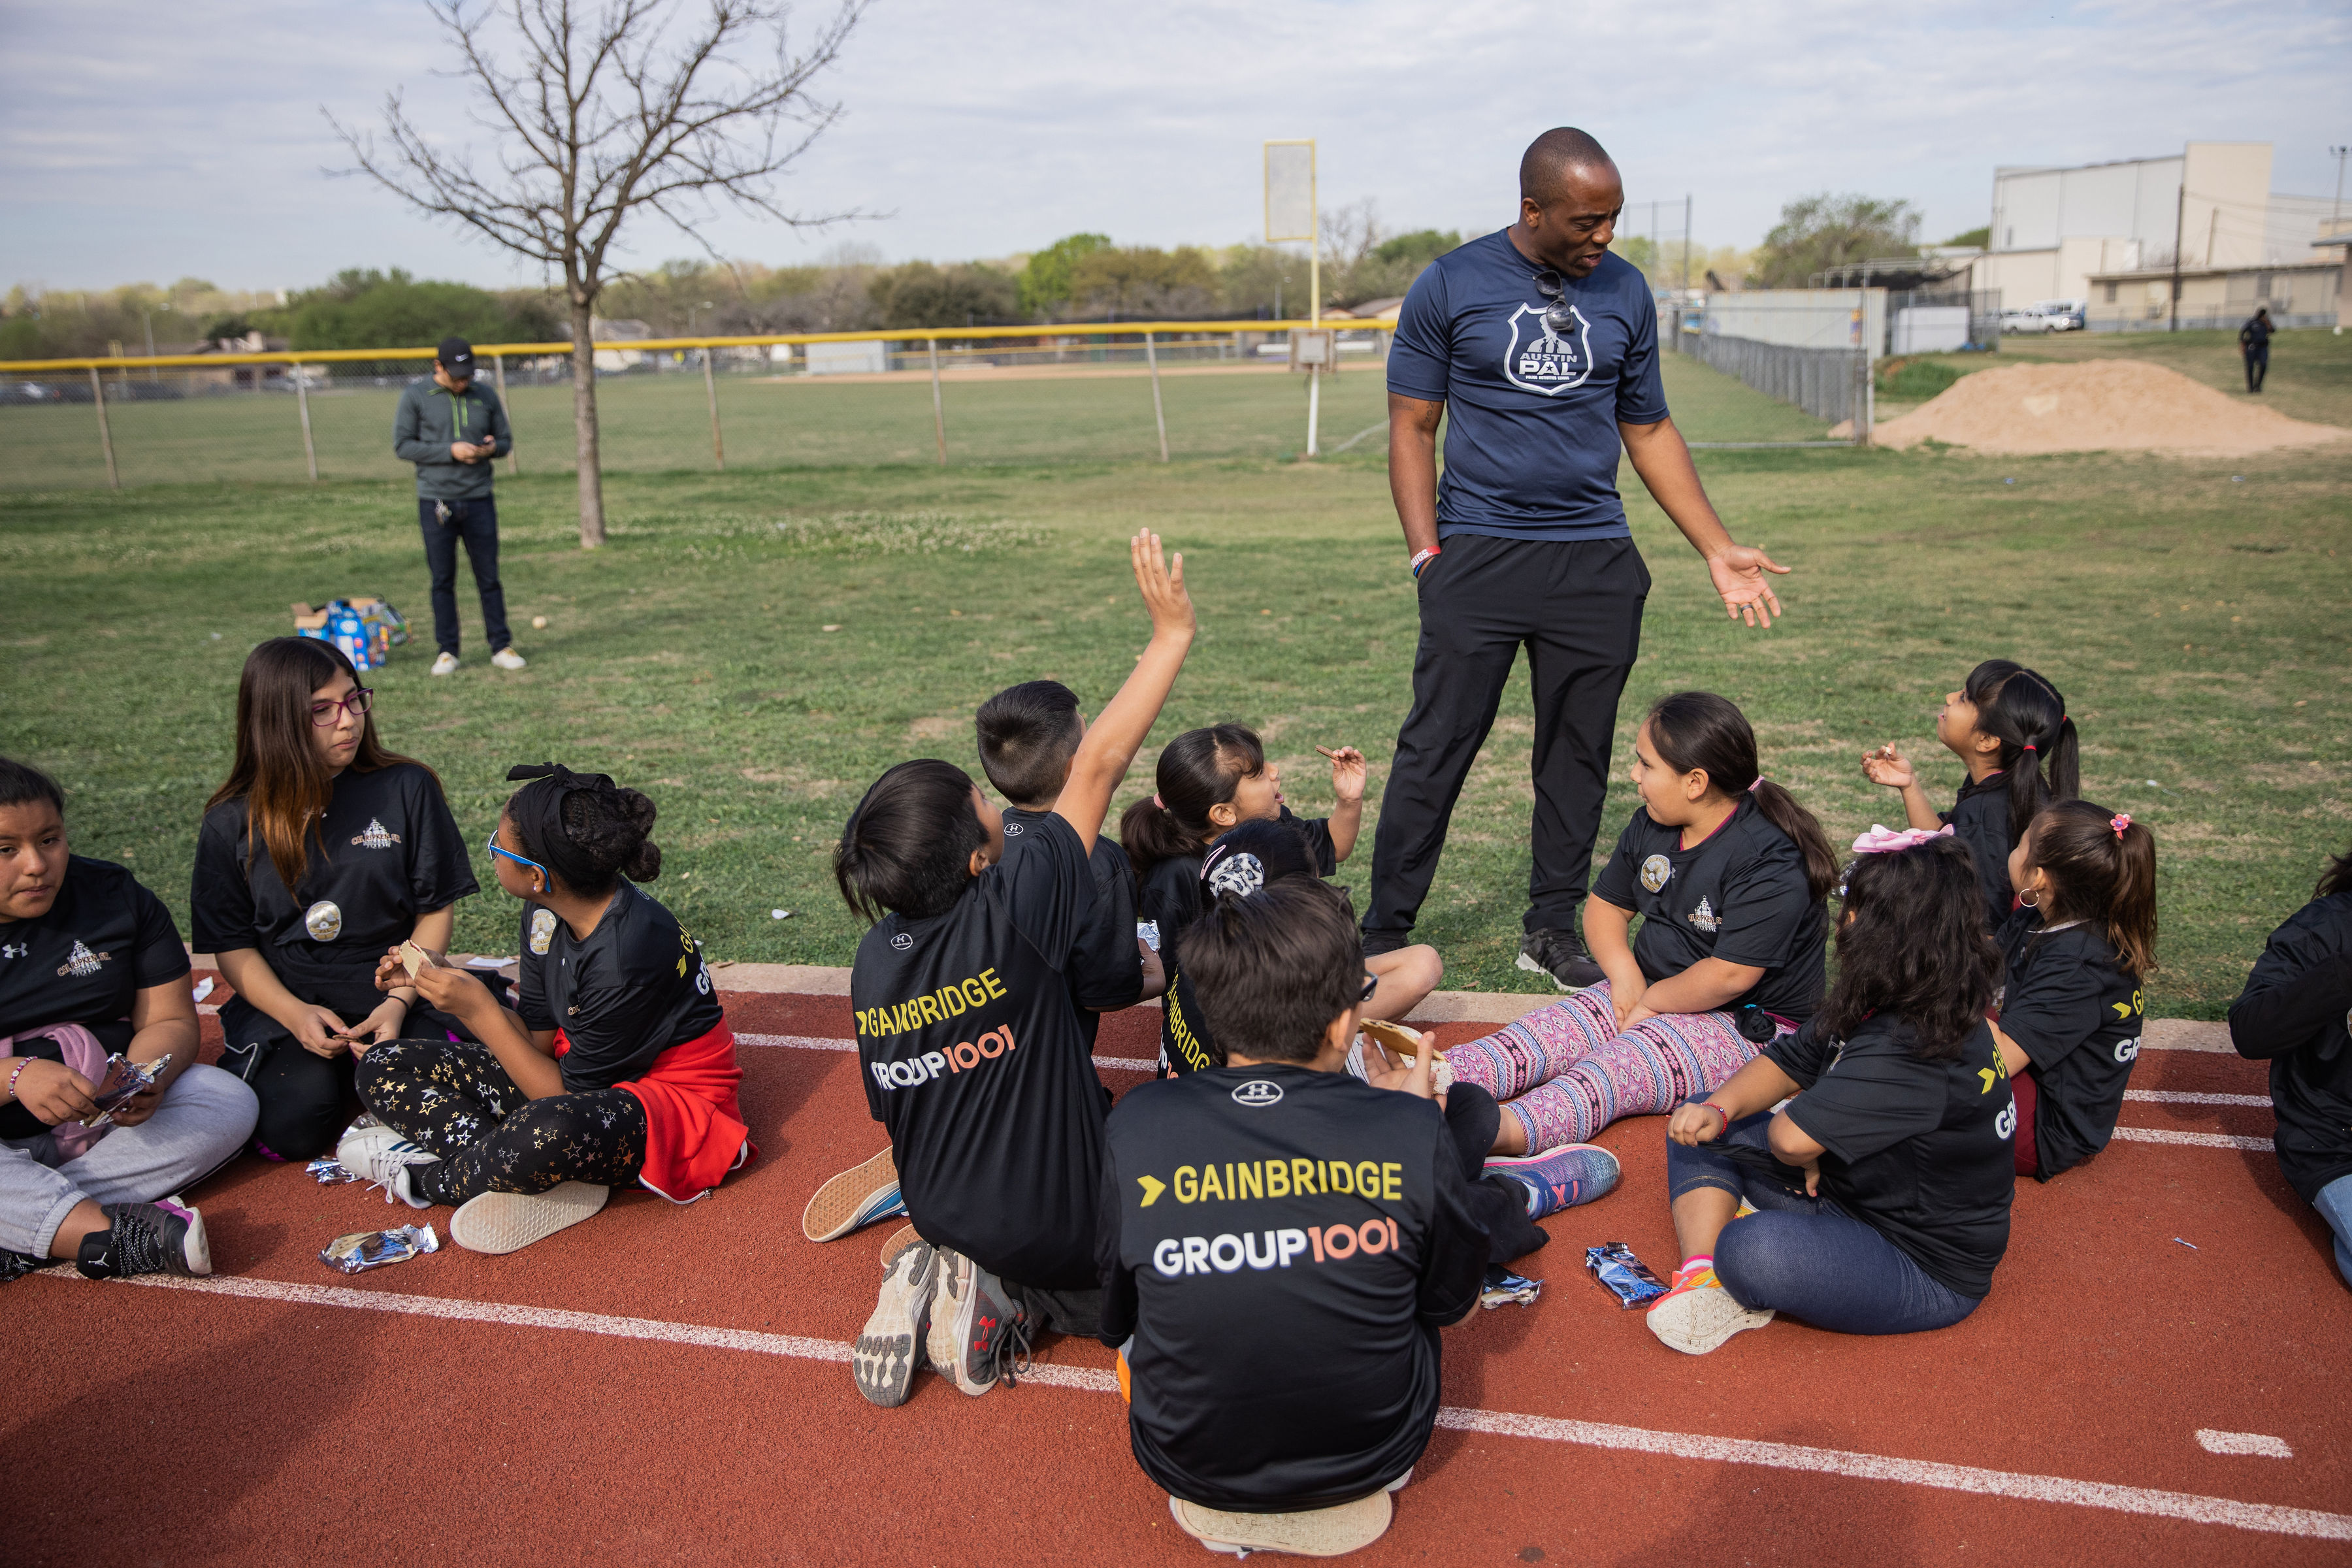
left=4, top=0, right=2346, bottom=295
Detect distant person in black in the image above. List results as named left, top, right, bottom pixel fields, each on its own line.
left=2230, top=843, right=2352, bottom=1287
left=1991, top=802, right=2158, bottom=1181
left=837, top=534, right=1196, bottom=1409
left=2239, top=307, right=2272, bottom=393
left=392, top=335, right=521, bottom=676
left=1863, top=659, right=2078, bottom=934
left=192, top=637, right=478, bottom=1161
left=975, top=679, right=1161, bottom=1047
left=1650, top=834, right=2016, bottom=1356
left=1100, top=879, right=1486, bottom=1543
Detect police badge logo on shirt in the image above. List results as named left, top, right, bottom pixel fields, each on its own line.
left=304, top=901, right=342, bottom=941
left=1640, top=853, right=1672, bottom=893
left=1503, top=301, right=1594, bottom=395
left=528, top=907, right=557, bottom=956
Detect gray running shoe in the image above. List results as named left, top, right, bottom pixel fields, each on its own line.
left=931, top=1246, right=1029, bottom=1396
left=1518, top=927, right=1604, bottom=991
left=853, top=1239, right=938, bottom=1408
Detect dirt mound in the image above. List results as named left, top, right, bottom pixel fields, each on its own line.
left=1870, top=359, right=2347, bottom=457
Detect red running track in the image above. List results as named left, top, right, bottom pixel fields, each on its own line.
left=7, top=986, right=2347, bottom=1567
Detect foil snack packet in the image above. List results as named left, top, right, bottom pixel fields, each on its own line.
left=320, top=1224, right=438, bottom=1275
left=306, top=1156, right=360, bottom=1185
left=1479, top=1269, right=1544, bottom=1310
left=1585, top=1242, right=1669, bottom=1309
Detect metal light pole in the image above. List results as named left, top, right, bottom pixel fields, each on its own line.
left=139, top=302, right=170, bottom=382
left=2332, top=146, right=2349, bottom=231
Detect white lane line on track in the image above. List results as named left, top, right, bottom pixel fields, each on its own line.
left=2125, top=1090, right=2271, bottom=1108
left=2197, top=1430, right=2295, bottom=1459
left=735, top=1032, right=1156, bottom=1075
left=2111, top=1126, right=2274, bottom=1151
left=61, top=1273, right=2347, bottom=1543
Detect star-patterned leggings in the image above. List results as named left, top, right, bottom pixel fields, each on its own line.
left=1442, top=983, right=1761, bottom=1155
left=354, top=1038, right=646, bottom=1207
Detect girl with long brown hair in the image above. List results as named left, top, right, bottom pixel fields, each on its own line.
left=190, top=638, right=476, bottom=1161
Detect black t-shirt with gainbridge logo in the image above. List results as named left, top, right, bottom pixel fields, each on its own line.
left=1003, top=806, right=1143, bottom=1047
left=853, top=812, right=1102, bottom=1290
left=1997, top=915, right=2143, bottom=1179
left=1942, top=771, right=2016, bottom=933
left=1099, top=1064, right=1488, bottom=1512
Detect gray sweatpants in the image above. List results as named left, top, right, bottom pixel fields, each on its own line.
left=1, top=1064, right=257, bottom=1257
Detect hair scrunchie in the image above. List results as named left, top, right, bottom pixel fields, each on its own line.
left=504, top=762, right=620, bottom=889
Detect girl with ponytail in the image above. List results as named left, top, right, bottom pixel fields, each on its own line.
left=1863, top=659, right=2079, bottom=932
left=338, top=764, right=752, bottom=1256
left=1992, top=800, right=2159, bottom=1181
left=1121, top=723, right=1366, bottom=972
left=1445, top=692, right=1837, bottom=1160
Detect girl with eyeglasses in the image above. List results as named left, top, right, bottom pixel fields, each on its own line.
left=190, top=638, right=478, bottom=1161
left=337, top=765, right=747, bottom=1255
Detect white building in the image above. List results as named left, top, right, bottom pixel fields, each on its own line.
left=1972, top=142, right=2289, bottom=310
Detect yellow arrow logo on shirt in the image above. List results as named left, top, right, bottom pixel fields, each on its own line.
left=2112, top=1002, right=2132, bottom=1019
left=1136, top=1174, right=1166, bottom=1207
left=1978, top=1068, right=1997, bottom=1094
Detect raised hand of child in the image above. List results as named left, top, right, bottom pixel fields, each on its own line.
left=1316, top=745, right=1367, bottom=804
left=1860, top=743, right=1915, bottom=789
left=1130, top=531, right=1194, bottom=640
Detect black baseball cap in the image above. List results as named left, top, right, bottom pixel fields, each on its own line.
left=1198, top=817, right=1321, bottom=907
left=437, top=336, right=475, bottom=373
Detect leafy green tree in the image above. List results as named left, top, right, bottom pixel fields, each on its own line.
left=284, top=269, right=559, bottom=350
left=1018, top=233, right=1109, bottom=316
left=1750, top=194, right=1921, bottom=287
left=1066, top=245, right=1218, bottom=318
left=1941, top=225, right=1990, bottom=250
left=869, top=261, right=1019, bottom=327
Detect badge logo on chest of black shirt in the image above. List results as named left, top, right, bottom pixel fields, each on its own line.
left=351, top=818, right=402, bottom=849
left=57, top=940, right=110, bottom=978
left=1640, top=853, right=1672, bottom=893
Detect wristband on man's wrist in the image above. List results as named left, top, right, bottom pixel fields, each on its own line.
left=1409, top=545, right=1441, bottom=577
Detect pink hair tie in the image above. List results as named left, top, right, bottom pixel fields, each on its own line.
left=1152, top=793, right=1166, bottom=809
left=1747, top=778, right=1764, bottom=793
left=1851, top=823, right=1955, bottom=855
left=2110, top=812, right=2131, bottom=838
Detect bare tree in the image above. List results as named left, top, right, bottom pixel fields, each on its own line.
left=331, top=0, right=867, bottom=547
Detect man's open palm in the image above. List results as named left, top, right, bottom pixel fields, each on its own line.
left=1708, top=545, right=1791, bottom=629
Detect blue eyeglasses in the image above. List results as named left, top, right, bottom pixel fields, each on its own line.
left=486, top=829, right=549, bottom=883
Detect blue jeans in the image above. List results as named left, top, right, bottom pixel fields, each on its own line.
left=417, top=495, right=510, bottom=657
left=1666, top=1105, right=1982, bottom=1336
left=2313, top=1173, right=2352, bottom=1288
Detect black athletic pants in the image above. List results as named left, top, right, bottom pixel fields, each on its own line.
left=417, top=496, right=512, bottom=657
left=218, top=993, right=472, bottom=1162
left=1445, top=1083, right=1548, bottom=1264
left=354, top=1037, right=647, bottom=1206
left=2245, top=348, right=2268, bottom=393
left=1367, top=533, right=1648, bottom=941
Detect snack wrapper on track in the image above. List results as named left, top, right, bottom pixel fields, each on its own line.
left=306, top=1157, right=360, bottom=1184
left=1479, top=1269, right=1544, bottom=1310
left=1585, top=1242, right=1669, bottom=1309
left=320, top=1224, right=438, bottom=1274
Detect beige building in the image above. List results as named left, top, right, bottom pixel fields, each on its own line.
left=2084, top=257, right=2342, bottom=332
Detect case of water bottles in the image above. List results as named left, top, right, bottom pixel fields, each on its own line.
left=292, top=598, right=408, bottom=672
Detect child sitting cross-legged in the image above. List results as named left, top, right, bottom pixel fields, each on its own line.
left=1648, top=830, right=2017, bottom=1355
left=1100, top=877, right=1489, bottom=1559
left=838, top=533, right=1195, bottom=1409
left=1443, top=692, right=1837, bottom=1164
left=1993, top=800, right=2158, bottom=1180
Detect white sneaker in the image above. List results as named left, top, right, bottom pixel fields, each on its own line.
left=490, top=647, right=527, bottom=670
left=336, top=1125, right=442, bottom=1210
left=429, top=652, right=459, bottom=676
left=449, top=1181, right=607, bottom=1254
left=1646, top=1262, right=1774, bottom=1355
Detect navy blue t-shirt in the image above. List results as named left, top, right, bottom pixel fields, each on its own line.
left=1387, top=232, right=1669, bottom=541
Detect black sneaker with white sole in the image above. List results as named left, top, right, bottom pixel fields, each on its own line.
left=1518, top=927, right=1605, bottom=991
left=76, top=1197, right=211, bottom=1279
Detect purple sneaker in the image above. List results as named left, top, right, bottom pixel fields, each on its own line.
left=1484, top=1145, right=1620, bottom=1218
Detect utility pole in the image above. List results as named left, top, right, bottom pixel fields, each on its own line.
left=2169, top=181, right=2185, bottom=333
left=1682, top=193, right=1693, bottom=295
left=2332, top=146, right=2349, bottom=231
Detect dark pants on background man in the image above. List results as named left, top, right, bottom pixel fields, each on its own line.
left=417, top=496, right=511, bottom=657
left=2245, top=349, right=2268, bottom=393
left=1366, top=534, right=1648, bottom=941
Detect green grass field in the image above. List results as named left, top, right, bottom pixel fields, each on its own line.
left=3, top=352, right=2344, bottom=1017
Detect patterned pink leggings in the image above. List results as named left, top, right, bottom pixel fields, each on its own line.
left=1443, top=983, right=1759, bottom=1155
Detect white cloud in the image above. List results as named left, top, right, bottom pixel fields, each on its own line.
left=2, top=0, right=2345, bottom=291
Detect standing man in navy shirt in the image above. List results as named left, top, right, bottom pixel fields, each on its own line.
left=1367, top=127, right=1790, bottom=988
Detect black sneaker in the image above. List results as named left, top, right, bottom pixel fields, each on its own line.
left=1360, top=928, right=1409, bottom=958
left=1518, top=928, right=1604, bottom=991
left=1, top=1249, right=59, bottom=1284
left=76, top=1197, right=211, bottom=1280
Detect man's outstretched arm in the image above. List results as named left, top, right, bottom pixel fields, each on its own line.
left=1620, top=416, right=1791, bottom=629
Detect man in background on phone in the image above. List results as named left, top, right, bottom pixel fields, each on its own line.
left=393, top=336, right=523, bottom=676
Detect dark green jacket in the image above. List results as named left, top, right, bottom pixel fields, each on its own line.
left=393, top=378, right=513, bottom=500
